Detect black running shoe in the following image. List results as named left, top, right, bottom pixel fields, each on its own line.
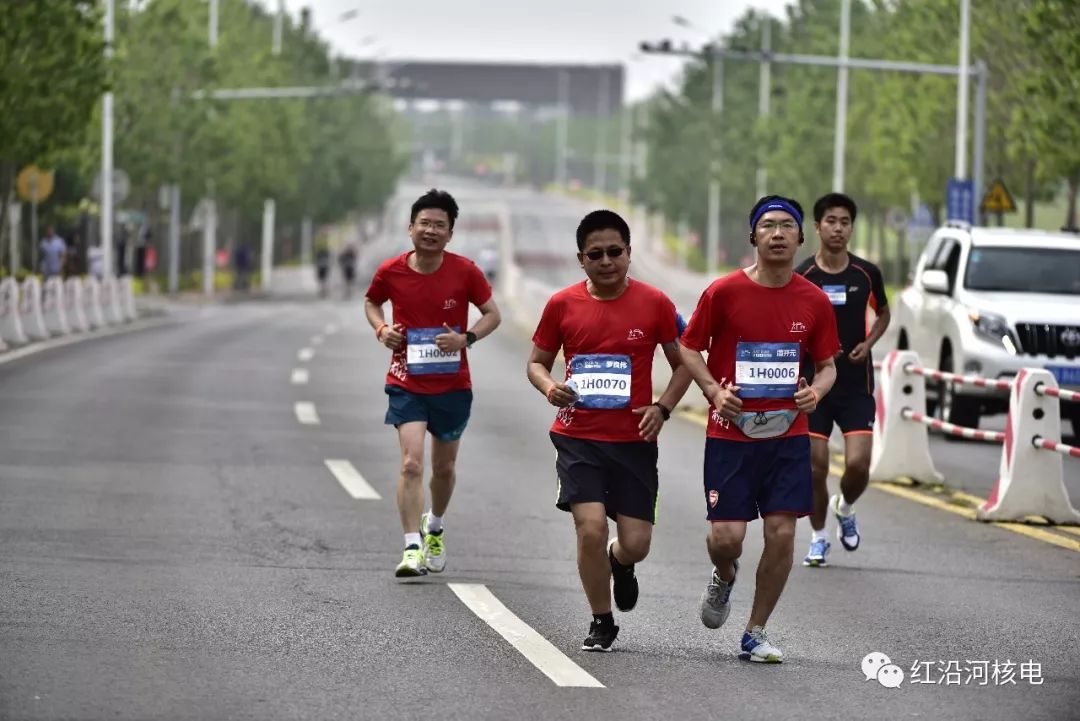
left=581, top=619, right=619, bottom=652
left=608, top=538, right=639, bottom=612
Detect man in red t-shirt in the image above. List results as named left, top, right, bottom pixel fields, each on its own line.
left=527, top=209, right=693, bottom=652
left=364, top=189, right=502, bottom=578
left=680, top=195, right=839, bottom=663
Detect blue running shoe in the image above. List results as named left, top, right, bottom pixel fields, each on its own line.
left=739, top=626, right=783, bottom=663
left=832, top=493, right=861, bottom=551
left=802, top=537, right=830, bottom=567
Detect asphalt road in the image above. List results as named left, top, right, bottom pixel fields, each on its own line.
left=1, top=279, right=1078, bottom=718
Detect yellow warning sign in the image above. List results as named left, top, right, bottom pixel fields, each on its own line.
left=15, top=164, right=54, bottom=203
left=980, top=179, right=1016, bottom=214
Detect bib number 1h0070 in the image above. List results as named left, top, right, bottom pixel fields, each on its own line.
left=735, top=342, right=799, bottom=398
left=568, top=353, right=632, bottom=409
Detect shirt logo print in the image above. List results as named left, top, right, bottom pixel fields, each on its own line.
left=790, top=321, right=807, bottom=333
left=443, top=299, right=458, bottom=310
left=627, top=328, right=645, bottom=340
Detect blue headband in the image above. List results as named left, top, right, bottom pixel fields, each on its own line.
left=750, top=200, right=803, bottom=229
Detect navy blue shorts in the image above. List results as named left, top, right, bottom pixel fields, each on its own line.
left=384, top=385, right=472, bottom=441
left=703, top=436, right=812, bottom=521
left=808, top=388, right=876, bottom=438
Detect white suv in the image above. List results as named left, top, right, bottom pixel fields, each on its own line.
left=894, top=223, right=1080, bottom=435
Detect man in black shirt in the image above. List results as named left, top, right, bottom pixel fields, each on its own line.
left=795, top=193, right=890, bottom=567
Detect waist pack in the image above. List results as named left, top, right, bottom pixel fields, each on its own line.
left=735, top=409, right=798, bottom=439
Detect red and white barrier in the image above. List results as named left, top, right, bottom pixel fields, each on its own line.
left=869, top=350, right=945, bottom=483
left=900, top=409, right=1006, bottom=443
left=82, top=277, right=107, bottom=330
left=903, top=364, right=1013, bottom=392
left=0, top=277, right=27, bottom=347
left=18, top=277, right=49, bottom=341
left=118, top=276, right=137, bottom=322
left=42, top=277, right=71, bottom=336
left=978, top=369, right=1080, bottom=524
left=100, top=277, right=125, bottom=325
left=64, top=278, right=89, bottom=333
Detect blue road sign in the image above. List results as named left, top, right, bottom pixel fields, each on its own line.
left=946, top=178, right=975, bottom=224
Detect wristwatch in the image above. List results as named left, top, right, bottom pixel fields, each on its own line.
left=465, top=331, right=477, bottom=348
left=653, top=402, right=671, bottom=420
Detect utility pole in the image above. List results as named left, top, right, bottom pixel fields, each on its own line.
left=101, top=0, right=115, bottom=279
left=756, top=18, right=771, bottom=200
left=833, top=0, right=851, bottom=191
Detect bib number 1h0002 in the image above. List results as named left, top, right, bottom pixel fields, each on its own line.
left=406, top=327, right=462, bottom=375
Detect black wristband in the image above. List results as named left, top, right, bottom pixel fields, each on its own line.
left=653, top=402, right=671, bottom=421
left=465, top=331, right=477, bottom=348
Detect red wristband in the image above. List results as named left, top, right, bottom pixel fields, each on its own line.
left=375, top=322, right=388, bottom=340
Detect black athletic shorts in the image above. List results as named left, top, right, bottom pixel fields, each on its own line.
left=549, top=431, right=659, bottom=523
left=808, top=387, right=876, bottom=439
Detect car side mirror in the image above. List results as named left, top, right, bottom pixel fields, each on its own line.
left=921, top=268, right=950, bottom=294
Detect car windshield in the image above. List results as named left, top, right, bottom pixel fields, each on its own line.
left=964, top=246, right=1080, bottom=294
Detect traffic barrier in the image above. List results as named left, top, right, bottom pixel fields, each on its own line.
left=42, top=277, right=71, bottom=336
left=82, top=277, right=107, bottom=330
left=64, top=277, right=89, bottom=333
left=18, top=277, right=49, bottom=341
left=869, top=350, right=944, bottom=484
left=0, top=277, right=28, bottom=346
left=100, top=276, right=125, bottom=325
left=118, top=276, right=137, bottom=321
left=977, top=369, right=1080, bottom=524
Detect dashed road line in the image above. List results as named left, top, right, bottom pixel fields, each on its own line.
left=448, top=583, right=604, bottom=688
left=298, top=347, right=314, bottom=361
left=324, top=459, right=381, bottom=500
left=324, top=323, right=339, bottom=335
left=294, top=401, right=320, bottom=425
left=311, top=335, right=324, bottom=345
left=290, top=368, right=309, bottom=385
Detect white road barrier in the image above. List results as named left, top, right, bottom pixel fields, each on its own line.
left=0, top=277, right=28, bottom=347
left=977, top=369, right=1080, bottom=524
left=119, top=276, right=137, bottom=321
left=100, top=277, right=125, bottom=325
left=18, top=277, right=49, bottom=341
left=42, top=277, right=71, bottom=336
left=64, top=277, right=89, bottom=333
left=869, top=350, right=944, bottom=484
left=82, top=277, right=107, bottom=330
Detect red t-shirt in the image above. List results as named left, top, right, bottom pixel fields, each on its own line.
left=533, top=279, right=678, bottom=443
left=365, top=251, right=492, bottom=394
left=681, top=269, right=840, bottom=441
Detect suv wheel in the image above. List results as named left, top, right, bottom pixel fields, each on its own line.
left=937, top=348, right=980, bottom=437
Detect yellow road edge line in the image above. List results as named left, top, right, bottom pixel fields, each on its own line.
left=689, top=421, right=1078, bottom=552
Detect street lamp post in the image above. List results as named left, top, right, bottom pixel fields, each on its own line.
left=102, top=0, right=115, bottom=279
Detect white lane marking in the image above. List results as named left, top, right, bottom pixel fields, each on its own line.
left=324, top=323, right=339, bottom=335
left=311, top=335, right=324, bottom=345
left=324, top=459, right=381, bottom=500
left=290, top=368, right=309, bottom=385
left=298, top=348, right=314, bottom=361
left=448, top=583, right=604, bottom=688
left=294, top=402, right=320, bottom=425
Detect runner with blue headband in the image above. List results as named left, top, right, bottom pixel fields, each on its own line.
left=680, top=194, right=840, bottom=663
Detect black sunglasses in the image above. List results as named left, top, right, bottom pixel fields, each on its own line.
left=582, top=247, right=626, bottom=261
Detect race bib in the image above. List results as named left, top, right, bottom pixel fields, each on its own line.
left=568, top=354, right=632, bottom=409
left=735, top=342, right=800, bottom=398
left=823, top=284, right=847, bottom=305
left=406, top=327, right=461, bottom=375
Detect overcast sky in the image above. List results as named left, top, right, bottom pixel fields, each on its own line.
left=279, top=0, right=794, bottom=101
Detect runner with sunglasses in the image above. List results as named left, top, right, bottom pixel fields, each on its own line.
left=527, top=209, right=693, bottom=652
left=680, top=195, right=839, bottom=663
